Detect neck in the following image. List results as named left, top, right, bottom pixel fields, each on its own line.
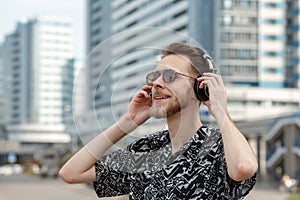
left=167, top=105, right=202, bottom=154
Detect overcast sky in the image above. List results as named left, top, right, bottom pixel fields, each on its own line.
left=0, top=0, right=85, bottom=55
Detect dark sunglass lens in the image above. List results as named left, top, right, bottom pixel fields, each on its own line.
left=163, top=69, right=177, bottom=83
left=146, top=72, right=160, bottom=85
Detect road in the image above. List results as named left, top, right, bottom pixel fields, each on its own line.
left=0, top=174, right=292, bottom=200
left=0, top=174, right=127, bottom=200
left=245, top=182, right=291, bottom=200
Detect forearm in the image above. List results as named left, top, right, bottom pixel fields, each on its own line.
left=59, top=113, right=137, bottom=183
left=216, top=111, right=258, bottom=181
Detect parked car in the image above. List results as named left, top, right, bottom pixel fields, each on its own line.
left=40, top=164, right=59, bottom=178
left=0, top=164, right=23, bottom=176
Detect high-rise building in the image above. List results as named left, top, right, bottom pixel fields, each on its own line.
left=215, top=0, right=259, bottom=86
left=73, top=0, right=115, bottom=144
left=0, top=42, right=9, bottom=140
left=0, top=43, right=6, bottom=122
left=216, top=0, right=300, bottom=88
left=86, top=0, right=112, bottom=112
left=4, top=16, right=74, bottom=144
left=109, top=0, right=214, bottom=121
left=294, top=0, right=300, bottom=88
left=62, top=57, right=86, bottom=151
left=84, top=0, right=214, bottom=134
left=85, top=0, right=299, bottom=125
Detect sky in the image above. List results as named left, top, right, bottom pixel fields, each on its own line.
left=0, top=0, right=85, bottom=56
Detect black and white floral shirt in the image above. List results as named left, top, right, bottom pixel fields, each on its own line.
left=93, top=126, right=256, bottom=199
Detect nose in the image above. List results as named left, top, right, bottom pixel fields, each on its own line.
left=152, top=74, right=165, bottom=89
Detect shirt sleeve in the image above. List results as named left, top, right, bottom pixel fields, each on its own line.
left=93, top=149, right=133, bottom=198
left=226, top=172, right=257, bottom=199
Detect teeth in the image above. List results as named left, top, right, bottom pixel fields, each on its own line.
left=155, top=95, right=168, bottom=99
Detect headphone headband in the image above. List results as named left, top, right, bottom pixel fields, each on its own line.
left=203, top=53, right=217, bottom=73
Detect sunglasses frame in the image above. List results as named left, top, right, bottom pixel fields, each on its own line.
left=146, top=69, right=197, bottom=86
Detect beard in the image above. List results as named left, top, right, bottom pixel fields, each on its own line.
left=150, top=96, right=186, bottom=119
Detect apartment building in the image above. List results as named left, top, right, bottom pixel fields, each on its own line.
left=0, top=42, right=9, bottom=140
left=3, top=16, right=74, bottom=145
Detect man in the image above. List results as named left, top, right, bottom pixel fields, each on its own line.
left=59, top=43, right=258, bottom=199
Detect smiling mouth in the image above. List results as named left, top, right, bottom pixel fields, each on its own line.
left=153, top=95, right=171, bottom=100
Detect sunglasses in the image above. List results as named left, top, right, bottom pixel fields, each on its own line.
left=146, top=69, right=197, bottom=86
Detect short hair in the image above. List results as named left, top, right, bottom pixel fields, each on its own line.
left=162, top=42, right=216, bottom=76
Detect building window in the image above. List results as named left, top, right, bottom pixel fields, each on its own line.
left=223, top=15, right=232, bottom=26
left=239, top=0, right=251, bottom=8
left=221, top=32, right=258, bottom=43
left=263, top=51, right=282, bottom=57
left=263, top=2, right=283, bottom=8
left=286, top=18, right=293, bottom=26
left=223, top=0, right=232, bottom=9
left=175, top=25, right=187, bottom=32
left=262, top=67, right=282, bottom=74
left=221, top=49, right=257, bottom=60
left=173, top=10, right=187, bottom=19
left=263, top=19, right=282, bottom=25
left=263, top=35, right=282, bottom=41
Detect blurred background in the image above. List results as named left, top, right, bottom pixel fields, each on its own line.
left=0, top=0, right=300, bottom=199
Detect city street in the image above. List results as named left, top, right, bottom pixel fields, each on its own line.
left=245, top=182, right=291, bottom=200
left=0, top=174, right=292, bottom=200
left=0, top=174, right=127, bottom=200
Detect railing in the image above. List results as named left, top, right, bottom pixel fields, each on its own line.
left=266, top=147, right=286, bottom=168
left=265, top=117, right=300, bottom=141
left=291, top=147, right=300, bottom=158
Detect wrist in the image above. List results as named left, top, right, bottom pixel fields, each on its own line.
left=116, top=113, right=139, bottom=134
left=214, top=109, right=229, bottom=131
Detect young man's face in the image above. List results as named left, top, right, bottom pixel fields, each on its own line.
left=150, top=54, right=196, bottom=118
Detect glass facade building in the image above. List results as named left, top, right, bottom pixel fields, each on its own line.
left=4, top=16, right=73, bottom=144
left=86, top=0, right=300, bottom=125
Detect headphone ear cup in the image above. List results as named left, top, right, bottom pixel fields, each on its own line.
left=194, top=79, right=209, bottom=101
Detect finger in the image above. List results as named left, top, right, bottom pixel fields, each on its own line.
left=203, top=73, right=224, bottom=86
left=141, top=85, right=152, bottom=90
left=199, top=80, right=206, bottom=89
left=138, top=90, right=150, bottom=98
left=199, top=80, right=213, bottom=90
left=200, top=75, right=219, bottom=87
left=197, top=77, right=217, bottom=88
left=203, top=72, right=218, bottom=77
left=208, top=77, right=218, bottom=87
left=141, top=85, right=152, bottom=93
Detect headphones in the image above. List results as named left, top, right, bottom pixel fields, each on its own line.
left=193, top=53, right=217, bottom=101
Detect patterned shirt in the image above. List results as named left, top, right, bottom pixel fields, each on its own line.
left=93, top=126, right=256, bottom=199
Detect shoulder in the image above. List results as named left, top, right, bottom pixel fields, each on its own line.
left=197, top=126, right=223, bottom=155
left=200, top=125, right=220, bottom=136
left=199, top=126, right=222, bottom=144
left=127, top=130, right=170, bottom=152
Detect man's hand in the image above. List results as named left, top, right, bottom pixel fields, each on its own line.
left=197, top=73, right=228, bottom=120
left=127, top=85, right=152, bottom=126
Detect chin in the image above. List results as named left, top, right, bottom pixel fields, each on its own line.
left=150, top=104, right=182, bottom=119
left=150, top=108, right=167, bottom=119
